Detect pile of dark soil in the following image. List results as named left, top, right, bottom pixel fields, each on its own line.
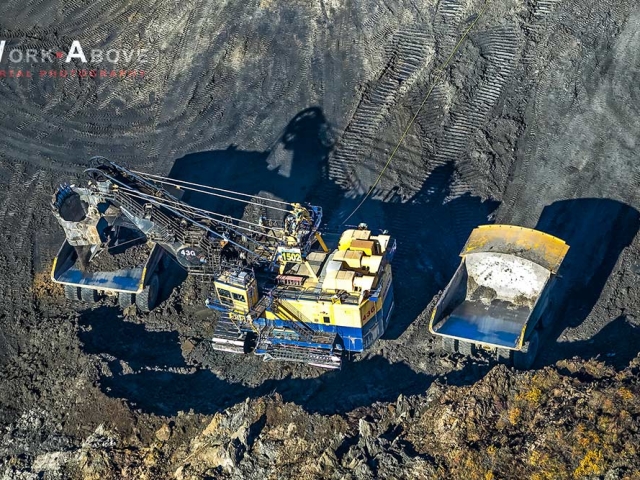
left=82, top=243, right=152, bottom=272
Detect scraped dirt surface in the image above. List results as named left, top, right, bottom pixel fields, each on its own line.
left=1, top=0, right=640, bottom=478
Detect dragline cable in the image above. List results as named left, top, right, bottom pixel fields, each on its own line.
left=116, top=188, right=275, bottom=255
left=116, top=189, right=283, bottom=241
left=132, top=171, right=293, bottom=210
left=85, top=167, right=261, bottom=258
left=103, top=177, right=268, bottom=259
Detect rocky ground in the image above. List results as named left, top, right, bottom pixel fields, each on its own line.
left=4, top=356, right=640, bottom=479
left=1, top=0, right=640, bottom=478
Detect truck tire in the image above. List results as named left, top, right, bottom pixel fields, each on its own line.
left=540, top=302, right=554, bottom=329
left=118, top=292, right=135, bottom=308
left=64, top=284, right=81, bottom=301
left=457, top=340, right=475, bottom=357
left=441, top=336, right=457, bottom=354
left=496, top=347, right=511, bottom=364
left=80, top=287, right=100, bottom=303
left=513, top=330, right=540, bottom=370
left=136, top=273, right=159, bottom=313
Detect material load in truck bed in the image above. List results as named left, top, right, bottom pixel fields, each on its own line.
left=465, top=252, right=551, bottom=308
left=82, top=242, right=151, bottom=272
left=433, top=251, right=551, bottom=348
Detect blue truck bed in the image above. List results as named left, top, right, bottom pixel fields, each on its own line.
left=51, top=239, right=161, bottom=293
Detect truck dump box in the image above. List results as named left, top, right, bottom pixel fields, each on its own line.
left=51, top=239, right=162, bottom=294
left=429, top=225, right=569, bottom=350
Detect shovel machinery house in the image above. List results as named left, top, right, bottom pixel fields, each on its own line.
left=429, top=225, right=569, bottom=369
left=50, top=158, right=396, bottom=369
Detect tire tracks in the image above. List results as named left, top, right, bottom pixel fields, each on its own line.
left=441, top=27, right=518, bottom=194
left=328, top=27, right=433, bottom=194
left=0, top=163, right=43, bottom=324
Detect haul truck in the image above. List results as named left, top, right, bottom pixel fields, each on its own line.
left=51, top=183, right=169, bottom=312
left=429, top=225, right=569, bottom=369
left=51, top=237, right=167, bottom=312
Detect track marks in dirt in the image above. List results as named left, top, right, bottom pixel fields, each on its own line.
left=499, top=0, right=638, bottom=226
left=433, top=0, right=468, bottom=55
left=532, top=0, right=562, bottom=21
left=0, top=164, right=45, bottom=324
left=442, top=27, right=518, bottom=195
left=0, top=1, right=199, bottom=170
left=328, top=27, right=434, bottom=194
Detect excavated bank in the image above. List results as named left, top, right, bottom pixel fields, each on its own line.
left=4, top=357, right=640, bottom=479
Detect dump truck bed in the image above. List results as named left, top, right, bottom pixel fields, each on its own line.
left=435, top=299, right=532, bottom=349
left=51, top=239, right=162, bottom=293
left=430, top=225, right=569, bottom=350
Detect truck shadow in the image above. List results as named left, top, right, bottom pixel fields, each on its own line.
left=78, top=306, right=186, bottom=371
left=155, top=256, right=188, bottom=307
left=79, top=306, right=464, bottom=416
left=533, top=198, right=640, bottom=367
left=543, top=315, right=640, bottom=369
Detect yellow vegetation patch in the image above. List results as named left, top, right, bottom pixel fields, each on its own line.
left=448, top=450, right=494, bottom=480
left=574, top=450, right=604, bottom=478
left=576, top=430, right=600, bottom=449
left=529, top=449, right=569, bottom=480
left=601, top=396, right=615, bottom=414
left=617, top=387, right=634, bottom=401
left=515, top=386, right=543, bottom=406
left=508, top=407, right=521, bottom=425
left=32, top=271, right=63, bottom=299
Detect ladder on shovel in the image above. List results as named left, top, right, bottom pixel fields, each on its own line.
left=210, top=296, right=268, bottom=354
left=255, top=297, right=343, bottom=369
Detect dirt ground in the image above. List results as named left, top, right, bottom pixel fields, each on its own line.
left=1, top=0, right=640, bottom=478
